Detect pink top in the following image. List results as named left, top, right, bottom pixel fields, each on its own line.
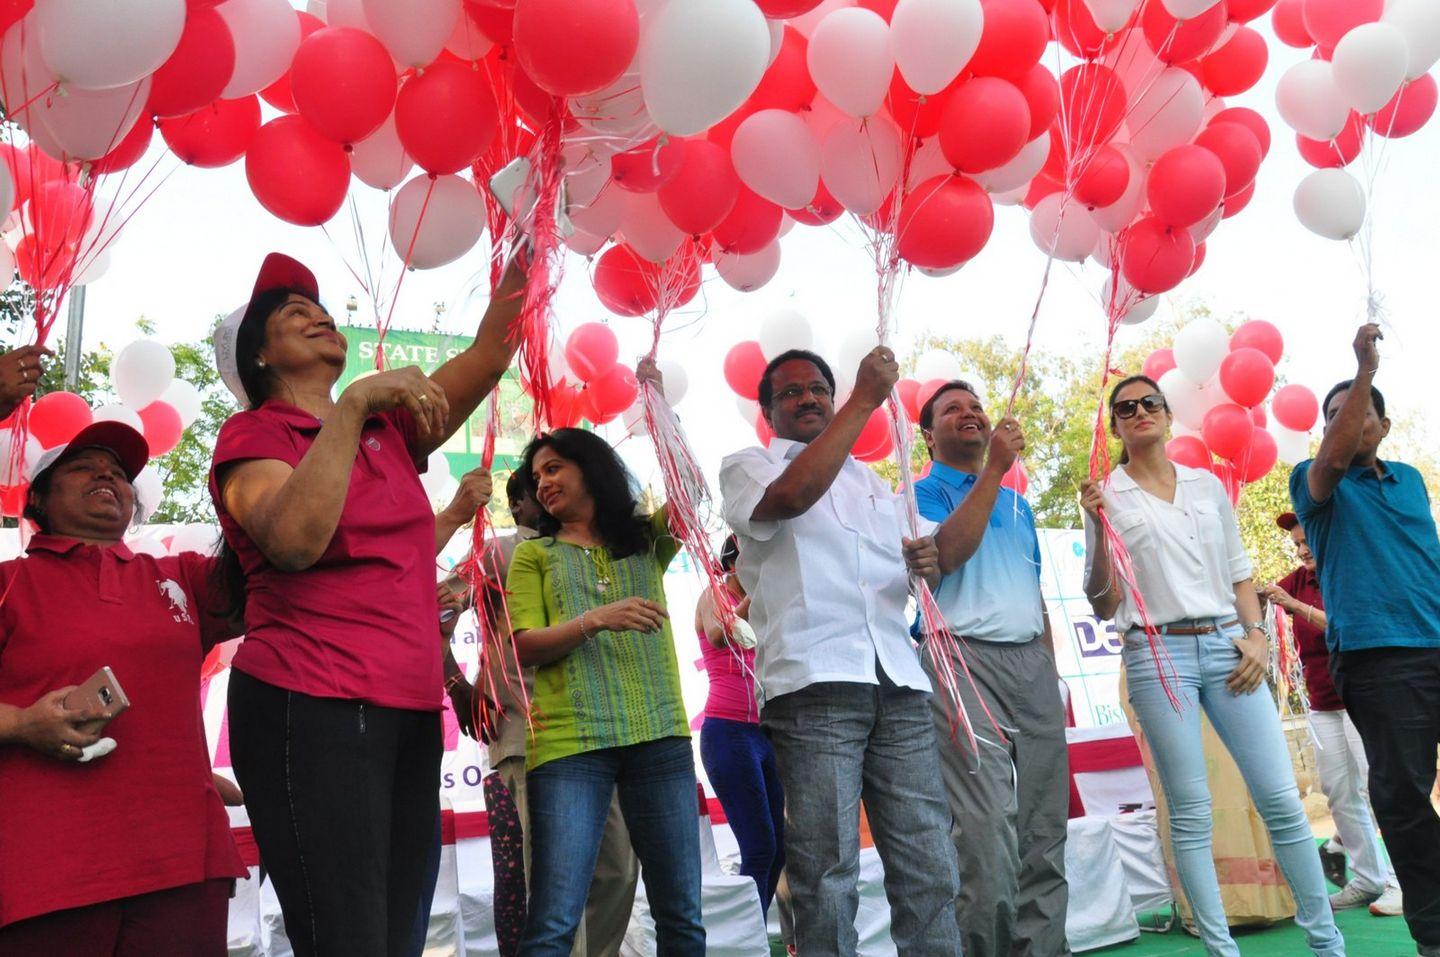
left=698, top=629, right=759, bottom=724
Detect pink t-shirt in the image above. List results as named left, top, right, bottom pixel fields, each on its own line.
left=698, top=629, right=759, bottom=724
left=209, top=401, right=440, bottom=711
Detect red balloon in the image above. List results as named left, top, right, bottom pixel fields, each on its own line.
left=1222, top=180, right=1255, bottom=218
left=1229, top=0, right=1279, bottom=21
left=512, top=0, right=638, bottom=97
left=395, top=61, right=498, bottom=175
left=1229, top=319, right=1284, bottom=364
left=1302, top=0, right=1382, bottom=50
left=586, top=364, right=639, bottom=419
left=786, top=180, right=845, bottom=226
left=1119, top=216, right=1195, bottom=294
left=611, top=136, right=684, bottom=193
left=1202, top=403, right=1255, bottom=461
left=245, top=115, right=351, bottom=226
left=0, top=0, right=33, bottom=38
left=158, top=96, right=262, bottom=168
left=466, top=1, right=514, bottom=46
left=658, top=139, right=738, bottom=235
left=1297, top=111, right=1364, bottom=167
left=138, top=401, right=184, bottom=456
left=547, top=381, right=585, bottom=429
left=28, top=391, right=92, bottom=448
left=1209, top=106, right=1271, bottom=157
left=1166, top=434, right=1212, bottom=470
left=749, top=27, right=816, bottom=113
left=724, top=341, right=768, bottom=400
left=291, top=27, right=397, bottom=146
left=1200, top=26, right=1267, bottom=97
left=755, top=409, right=774, bottom=447
left=1143, top=347, right=1177, bottom=382
left=1270, top=0, right=1312, bottom=47
left=147, top=6, right=236, bottom=118
left=1014, top=64, right=1059, bottom=142
left=857, top=0, right=898, bottom=18
left=1250, top=405, right=1267, bottom=428
left=968, top=0, right=1050, bottom=80
left=0, top=483, right=27, bottom=520
left=1074, top=145, right=1130, bottom=208
left=897, top=174, right=994, bottom=269
left=1272, top=383, right=1319, bottom=432
left=1059, top=65, right=1127, bottom=156
left=1218, top=347, right=1276, bottom=408
left=14, top=234, right=77, bottom=291
left=29, top=181, right=94, bottom=249
left=852, top=407, right=890, bottom=458
left=857, top=431, right=894, bottom=463
left=1368, top=74, right=1438, bottom=139
left=260, top=12, right=325, bottom=114
left=1193, top=123, right=1262, bottom=198
left=1022, top=172, right=1062, bottom=210
left=916, top=378, right=949, bottom=413
left=896, top=378, right=922, bottom=422
left=90, top=114, right=154, bottom=174
left=1142, top=0, right=1228, bottom=64
left=1211, top=459, right=1241, bottom=504
left=564, top=322, right=620, bottom=383
left=593, top=243, right=664, bottom=317
left=887, top=71, right=955, bottom=140
left=756, top=0, right=825, bottom=17
left=938, top=77, right=1030, bottom=173
left=1234, top=427, right=1278, bottom=482
left=1000, top=459, right=1029, bottom=495
left=712, top=186, right=782, bottom=255
left=1187, top=240, right=1207, bottom=277
left=1052, top=0, right=1113, bottom=59
left=1147, top=145, right=1226, bottom=228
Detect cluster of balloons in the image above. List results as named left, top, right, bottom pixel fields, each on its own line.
left=0, top=143, right=117, bottom=292
left=1272, top=0, right=1440, bottom=241
left=1142, top=317, right=1319, bottom=500
left=0, top=339, right=204, bottom=519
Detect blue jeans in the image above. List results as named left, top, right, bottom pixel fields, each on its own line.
left=700, top=716, right=786, bottom=913
left=1125, top=619, right=1344, bottom=957
left=521, top=737, right=703, bottom=957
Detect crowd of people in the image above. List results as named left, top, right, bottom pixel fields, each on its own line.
left=0, top=246, right=1436, bottom=957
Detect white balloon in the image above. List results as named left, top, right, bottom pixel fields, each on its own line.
left=1189, top=205, right=1222, bottom=243
left=132, top=465, right=164, bottom=523
left=990, top=184, right=1028, bottom=206
left=572, top=72, right=654, bottom=138
left=421, top=449, right=452, bottom=500
left=731, top=110, right=821, bottom=209
left=561, top=143, right=613, bottom=208
left=1126, top=68, right=1204, bottom=161
left=1275, top=59, right=1350, bottom=140
left=323, top=0, right=370, bottom=28
left=564, top=228, right=609, bottom=256
left=917, top=263, right=965, bottom=277
left=973, top=133, right=1050, bottom=193
left=1172, top=318, right=1228, bottom=384
left=444, top=6, right=494, bottom=60
left=1294, top=168, right=1366, bottom=241
left=834, top=328, right=878, bottom=377
left=618, top=191, right=684, bottom=263
left=1272, top=424, right=1312, bottom=465
left=1028, top=195, right=1100, bottom=263
left=791, top=0, right=856, bottom=36
left=767, top=18, right=785, bottom=65
left=364, top=0, right=461, bottom=67
left=74, top=249, right=113, bottom=287
left=351, top=113, right=414, bottom=191
left=1083, top=0, right=1140, bottom=32
left=37, top=0, right=184, bottom=90
left=169, top=524, right=220, bottom=555
left=568, top=182, right=625, bottom=241
left=0, top=432, right=42, bottom=485
left=160, top=380, right=204, bottom=427
left=0, top=156, right=11, bottom=219
left=906, top=137, right=951, bottom=190
left=736, top=394, right=760, bottom=423
left=913, top=348, right=964, bottom=382
left=622, top=399, right=650, bottom=436
left=656, top=358, right=688, bottom=404
left=111, top=341, right=176, bottom=410
left=1384, top=0, right=1440, bottom=80
left=389, top=174, right=487, bottom=269
left=1158, top=368, right=1207, bottom=431
left=1090, top=146, right=1145, bottom=232
left=218, top=0, right=304, bottom=99
left=807, top=7, right=893, bottom=117
left=757, top=308, right=813, bottom=358
left=639, top=0, right=771, bottom=136
left=0, top=244, right=14, bottom=284
left=1331, top=22, right=1410, bottom=114
left=820, top=115, right=902, bottom=216
left=1159, top=0, right=1221, bottom=17
left=93, top=403, right=145, bottom=432
left=716, top=242, right=782, bottom=292
left=127, top=535, right=170, bottom=557
left=1118, top=294, right=1158, bottom=326
left=34, top=78, right=150, bottom=161
left=891, top=0, right=983, bottom=96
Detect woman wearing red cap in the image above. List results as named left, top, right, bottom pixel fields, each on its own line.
left=0, top=422, right=245, bottom=954
left=208, top=252, right=526, bottom=955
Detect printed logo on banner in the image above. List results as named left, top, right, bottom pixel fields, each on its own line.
left=1072, top=616, right=1122, bottom=658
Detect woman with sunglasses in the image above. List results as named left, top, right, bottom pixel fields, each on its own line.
left=1080, top=375, right=1344, bottom=957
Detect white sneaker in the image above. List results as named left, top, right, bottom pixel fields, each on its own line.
left=1369, top=883, right=1403, bottom=916
left=1330, top=881, right=1381, bottom=910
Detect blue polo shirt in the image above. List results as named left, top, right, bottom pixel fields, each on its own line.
left=1290, top=458, right=1440, bottom=653
left=915, top=462, right=1044, bottom=642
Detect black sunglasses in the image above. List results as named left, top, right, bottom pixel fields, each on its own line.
left=1113, top=394, right=1168, bottom=419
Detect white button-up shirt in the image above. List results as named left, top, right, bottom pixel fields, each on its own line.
left=1082, top=464, right=1253, bottom=632
left=719, top=439, right=932, bottom=701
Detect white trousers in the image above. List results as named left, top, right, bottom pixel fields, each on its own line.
left=1311, top=708, right=1395, bottom=892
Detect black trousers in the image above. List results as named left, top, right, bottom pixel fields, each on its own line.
left=1332, top=646, right=1440, bottom=946
left=228, top=671, right=442, bottom=957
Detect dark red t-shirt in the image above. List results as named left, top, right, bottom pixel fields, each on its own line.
left=208, top=401, right=441, bottom=710
left=1277, top=564, right=1343, bottom=712
left=0, top=539, right=245, bottom=928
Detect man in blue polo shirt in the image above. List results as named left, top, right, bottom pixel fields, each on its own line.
left=1290, top=322, right=1440, bottom=957
left=916, top=380, right=1070, bottom=957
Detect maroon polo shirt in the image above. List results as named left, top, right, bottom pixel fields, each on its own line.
left=208, top=401, right=441, bottom=711
left=1277, top=564, right=1343, bottom=712
left=0, top=538, right=244, bottom=928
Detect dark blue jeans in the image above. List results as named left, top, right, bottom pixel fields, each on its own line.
left=700, top=717, right=785, bottom=913
left=521, top=736, right=704, bottom=957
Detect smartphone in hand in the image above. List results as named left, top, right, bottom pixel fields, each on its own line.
left=63, top=667, right=130, bottom=735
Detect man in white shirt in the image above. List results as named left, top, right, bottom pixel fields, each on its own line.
left=720, top=346, right=962, bottom=957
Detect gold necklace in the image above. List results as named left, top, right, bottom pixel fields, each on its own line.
left=585, top=546, right=612, bottom=596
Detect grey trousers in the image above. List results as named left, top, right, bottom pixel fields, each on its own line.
left=762, top=674, right=963, bottom=957
left=923, top=638, right=1071, bottom=957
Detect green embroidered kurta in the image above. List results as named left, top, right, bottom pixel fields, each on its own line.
left=505, top=509, right=689, bottom=770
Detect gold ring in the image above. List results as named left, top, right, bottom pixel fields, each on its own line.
left=60, top=744, right=78, bottom=757
left=417, top=393, right=429, bottom=403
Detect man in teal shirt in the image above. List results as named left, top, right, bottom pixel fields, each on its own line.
left=915, top=381, right=1069, bottom=957
left=1290, top=323, right=1440, bottom=955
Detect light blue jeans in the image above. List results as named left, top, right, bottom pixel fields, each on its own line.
left=1124, top=618, right=1344, bottom=957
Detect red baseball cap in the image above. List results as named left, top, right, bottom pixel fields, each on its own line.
left=213, top=253, right=320, bottom=404
left=27, top=421, right=150, bottom=485
left=1276, top=512, right=1299, bottom=531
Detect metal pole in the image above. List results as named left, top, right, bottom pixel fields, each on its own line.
left=63, top=287, right=85, bottom=391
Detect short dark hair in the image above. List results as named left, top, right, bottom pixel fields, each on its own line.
left=719, top=533, right=739, bottom=571
left=505, top=470, right=525, bottom=500
left=1322, top=379, right=1385, bottom=421
left=519, top=428, right=653, bottom=559
left=235, top=287, right=321, bottom=409
left=758, top=349, right=836, bottom=410
left=918, top=380, right=980, bottom=431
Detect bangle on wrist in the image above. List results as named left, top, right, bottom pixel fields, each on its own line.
left=579, top=610, right=592, bottom=640
left=444, top=672, right=466, bottom=693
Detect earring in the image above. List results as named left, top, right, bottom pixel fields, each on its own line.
left=256, top=358, right=267, bottom=368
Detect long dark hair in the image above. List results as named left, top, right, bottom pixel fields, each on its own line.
left=1108, top=374, right=1166, bottom=466
left=519, top=428, right=652, bottom=559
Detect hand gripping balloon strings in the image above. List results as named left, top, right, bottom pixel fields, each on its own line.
left=1267, top=599, right=1316, bottom=757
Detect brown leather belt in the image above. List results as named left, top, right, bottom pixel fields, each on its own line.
left=1156, top=619, right=1239, bottom=636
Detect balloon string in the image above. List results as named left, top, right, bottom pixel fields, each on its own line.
left=371, top=175, right=439, bottom=370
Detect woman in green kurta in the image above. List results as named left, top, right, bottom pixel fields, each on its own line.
left=506, top=424, right=704, bottom=957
